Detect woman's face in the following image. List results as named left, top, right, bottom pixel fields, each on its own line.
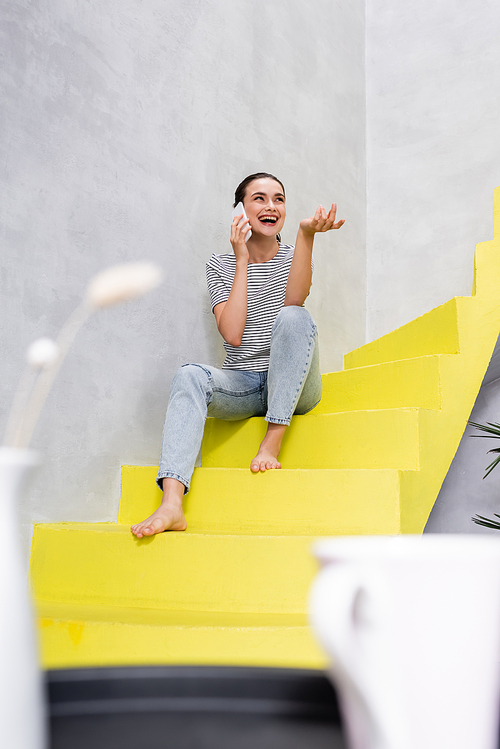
left=242, top=178, right=286, bottom=239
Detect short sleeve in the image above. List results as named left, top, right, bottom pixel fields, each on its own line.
left=206, top=256, right=232, bottom=311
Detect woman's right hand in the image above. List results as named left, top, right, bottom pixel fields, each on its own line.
left=216, top=215, right=250, bottom=346
left=230, top=214, right=251, bottom=263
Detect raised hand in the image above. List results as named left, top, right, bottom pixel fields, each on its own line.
left=230, top=214, right=251, bottom=263
left=299, top=203, right=345, bottom=236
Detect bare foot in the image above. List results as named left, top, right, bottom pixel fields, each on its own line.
left=131, top=503, right=187, bottom=538
left=250, top=448, right=282, bottom=472
left=131, top=478, right=187, bottom=538
left=250, top=422, right=287, bottom=473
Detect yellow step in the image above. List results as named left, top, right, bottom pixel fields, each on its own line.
left=344, top=297, right=463, bottom=369
left=315, top=354, right=445, bottom=414
left=119, top=466, right=402, bottom=535
left=201, top=408, right=421, bottom=469
left=36, top=602, right=327, bottom=670
left=30, top=525, right=319, bottom=614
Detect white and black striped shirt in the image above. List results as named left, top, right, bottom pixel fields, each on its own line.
left=206, top=243, right=299, bottom=372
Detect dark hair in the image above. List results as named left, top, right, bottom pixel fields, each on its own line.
left=233, top=172, right=286, bottom=243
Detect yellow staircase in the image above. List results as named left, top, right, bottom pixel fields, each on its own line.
left=31, top=189, right=500, bottom=669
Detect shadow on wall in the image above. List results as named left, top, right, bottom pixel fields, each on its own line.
left=425, top=331, right=500, bottom=533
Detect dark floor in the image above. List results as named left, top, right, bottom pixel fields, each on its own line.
left=46, top=665, right=347, bottom=749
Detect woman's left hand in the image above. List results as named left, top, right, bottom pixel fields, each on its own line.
left=299, top=203, right=345, bottom=236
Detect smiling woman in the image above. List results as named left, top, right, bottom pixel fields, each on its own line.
left=131, top=172, right=345, bottom=539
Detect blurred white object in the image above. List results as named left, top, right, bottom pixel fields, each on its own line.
left=86, top=262, right=163, bottom=308
left=26, top=338, right=59, bottom=370
left=309, top=535, right=500, bottom=749
left=0, top=448, right=46, bottom=749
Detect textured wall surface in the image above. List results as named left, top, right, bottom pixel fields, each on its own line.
left=1, top=0, right=366, bottom=547
left=366, top=1, right=500, bottom=341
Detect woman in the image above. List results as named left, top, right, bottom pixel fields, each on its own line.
left=131, top=172, right=344, bottom=538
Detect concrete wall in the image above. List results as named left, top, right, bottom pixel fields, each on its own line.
left=366, top=1, right=500, bottom=341
left=0, top=0, right=366, bottom=549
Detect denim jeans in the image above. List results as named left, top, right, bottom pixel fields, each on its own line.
left=156, top=305, right=322, bottom=492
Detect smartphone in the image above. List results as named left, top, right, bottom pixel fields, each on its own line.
left=231, top=202, right=252, bottom=242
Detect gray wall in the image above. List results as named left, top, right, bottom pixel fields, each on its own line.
left=366, top=0, right=500, bottom=341
left=425, top=334, right=500, bottom=533
left=1, top=0, right=366, bottom=548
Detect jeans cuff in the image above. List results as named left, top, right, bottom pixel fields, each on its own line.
left=156, top=471, right=190, bottom=494
left=265, top=416, right=291, bottom=426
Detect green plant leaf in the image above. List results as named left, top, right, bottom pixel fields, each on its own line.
left=469, top=420, right=500, bottom=438
left=471, top=514, right=500, bottom=530
left=483, top=454, right=500, bottom=479
left=469, top=421, right=500, bottom=478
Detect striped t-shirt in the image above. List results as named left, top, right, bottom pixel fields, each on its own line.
left=206, top=243, right=297, bottom=371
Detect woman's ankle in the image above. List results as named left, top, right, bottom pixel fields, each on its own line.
left=260, top=423, right=287, bottom=455
left=161, top=477, right=185, bottom=504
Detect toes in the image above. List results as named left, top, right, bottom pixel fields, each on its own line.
left=132, top=523, right=152, bottom=538
left=133, top=517, right=165, bottom=537
left=251, top=457, right=281, bottom=473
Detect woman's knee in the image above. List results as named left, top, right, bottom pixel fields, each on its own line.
left=170, top=363, right=212, bottom=398
left=273, top=305, right=316, bottom=336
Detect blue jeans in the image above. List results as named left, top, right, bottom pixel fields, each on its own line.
left=156, top=306, right=322, bottom=492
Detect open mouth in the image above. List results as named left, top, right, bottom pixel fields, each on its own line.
left=258, top=215, right=278, bottom=225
